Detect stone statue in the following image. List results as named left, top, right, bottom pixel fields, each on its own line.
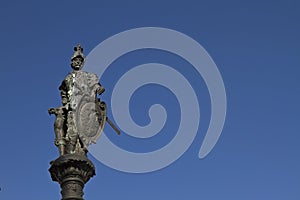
left=48, top=44, right=120, bottom=200
left=48, top=44, right=109, bottom=156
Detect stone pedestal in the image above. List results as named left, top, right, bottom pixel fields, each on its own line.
left=49, top=154, right=95, bottom=200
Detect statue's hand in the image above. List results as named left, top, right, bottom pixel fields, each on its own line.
left=96, top=85, right=105, bottom=95
left=64, top=103, right=70, bottom=111
left=48, top=108, right=55, bottom=115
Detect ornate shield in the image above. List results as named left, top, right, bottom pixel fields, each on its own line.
left=76, top=95, right=107, bottom=148
left=68, top=71, right=107, bottom=148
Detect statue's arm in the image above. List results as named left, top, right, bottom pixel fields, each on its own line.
left=48, top=106, right=66, bottom=116
left=59, top=80, right=68, bottom=105
left=91, top=82, right=105, bottom=95
left=90, top=73, right=105, bottom=95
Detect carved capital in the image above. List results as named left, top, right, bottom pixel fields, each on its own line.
left=49, top=154, right=95, bottom=200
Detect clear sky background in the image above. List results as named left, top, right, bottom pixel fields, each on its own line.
left=0, top=0, right=299, bottom=199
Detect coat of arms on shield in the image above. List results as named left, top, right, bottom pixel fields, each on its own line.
left=76, top=95, right=107, bottom=148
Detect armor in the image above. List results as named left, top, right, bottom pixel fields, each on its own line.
left=49, top=45, right=107, bottom=155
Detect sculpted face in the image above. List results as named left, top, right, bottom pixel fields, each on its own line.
left=71, top=57, right=84, bottom=70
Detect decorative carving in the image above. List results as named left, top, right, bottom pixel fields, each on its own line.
left=49, top=154, right=95, bottom=200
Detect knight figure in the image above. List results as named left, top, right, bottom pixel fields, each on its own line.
left=48, top=45, right=107, bottom=156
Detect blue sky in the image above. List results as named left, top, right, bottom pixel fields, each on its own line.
left=0, top=0, right=299, bottom=199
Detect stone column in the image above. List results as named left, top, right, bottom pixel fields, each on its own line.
left=49, top=154, right=95, bottom=200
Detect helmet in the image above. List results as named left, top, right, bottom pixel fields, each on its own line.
left=71, top=44, right=85, bottom=61
left=71, top=44, right=85, bottom=70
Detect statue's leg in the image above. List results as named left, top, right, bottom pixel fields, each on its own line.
left=65, top=111, right=76, bottom=154
left=55, top=138, right=66, bottom=155
left=68, top=134, right=77, bottom=153
left=54, top=117, right=66, bottom=155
